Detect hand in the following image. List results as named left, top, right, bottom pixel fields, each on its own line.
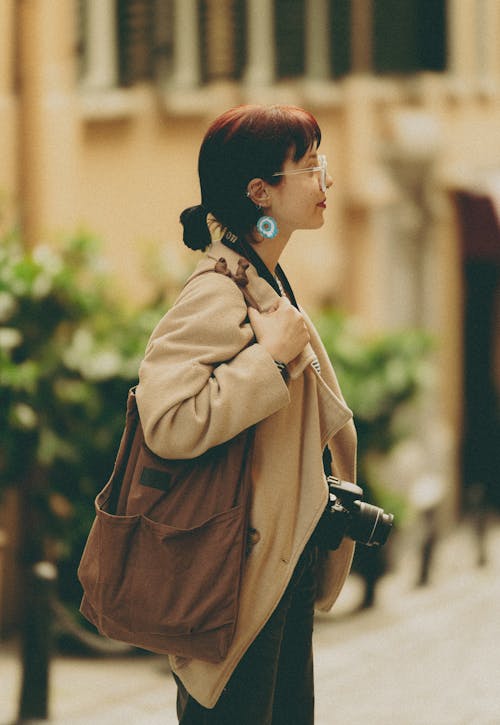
left=248, top=297, right=310, bottom=364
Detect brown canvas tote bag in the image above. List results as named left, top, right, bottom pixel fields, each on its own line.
left=78, top=259, right=258, bottom=663
left=78, top=387, right=254, bottom=663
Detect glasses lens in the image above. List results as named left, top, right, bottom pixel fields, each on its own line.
left=319, top=155, right=327, bottom=192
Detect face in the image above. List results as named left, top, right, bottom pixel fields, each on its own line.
left=266, top=144, right=333, bottom=237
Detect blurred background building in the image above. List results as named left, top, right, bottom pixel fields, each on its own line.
left=1, top=0, right=499, bottom=631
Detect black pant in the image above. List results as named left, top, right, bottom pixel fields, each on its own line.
left=175, top=541, right=320, bottom=725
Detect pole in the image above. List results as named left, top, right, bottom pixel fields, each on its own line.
left=18, top=561, right=57, bottom=722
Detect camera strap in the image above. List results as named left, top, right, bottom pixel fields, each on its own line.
left=221, top=230, right=299, bottom=310
left=221, top=229, right=333, bottom=478
left=322, top=446, right=333, bottom=476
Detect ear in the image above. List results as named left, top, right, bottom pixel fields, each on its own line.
left=246, top=178, right=271, bottom=208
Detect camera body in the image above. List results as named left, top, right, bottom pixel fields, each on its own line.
left=316, top=476, right=394, bottom=550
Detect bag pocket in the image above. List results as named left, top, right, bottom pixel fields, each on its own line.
left=130, top=505, right=245, bottom=634
left=81, top=503, right=245, bottom=637
left=78, top=510, right=141, bottom=632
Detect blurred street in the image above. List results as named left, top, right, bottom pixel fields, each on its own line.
left=1, top=519, right=500, bottom=725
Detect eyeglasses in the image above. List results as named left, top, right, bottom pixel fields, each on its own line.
left=272, top=154, right=328, bottom=193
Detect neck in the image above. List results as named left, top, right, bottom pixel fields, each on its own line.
left=247, top=232, right=291, bottom=274
left=221, top=229, right=299, bottom=308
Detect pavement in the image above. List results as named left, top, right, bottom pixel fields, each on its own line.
left=1, top=518, right=500, bottom=725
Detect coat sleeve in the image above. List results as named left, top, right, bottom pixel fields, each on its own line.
left=136, top=271, right=291, bottom=459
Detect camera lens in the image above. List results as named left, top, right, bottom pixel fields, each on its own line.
left=349, top=502, right=394, bottom=546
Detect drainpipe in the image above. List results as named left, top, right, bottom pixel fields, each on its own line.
left=0, top=0, right=17, bottom=208
left=18, top=0, right=81, bottom=246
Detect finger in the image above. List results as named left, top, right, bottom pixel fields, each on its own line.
left=247, top=307, right=261, bottom=322
left=266, top=300, right=280, bottom=313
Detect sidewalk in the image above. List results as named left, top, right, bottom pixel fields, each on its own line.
left=2, top=519, right=500, bottom=724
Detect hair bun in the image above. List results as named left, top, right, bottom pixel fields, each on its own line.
left=180, top=205, right=211, bottom=251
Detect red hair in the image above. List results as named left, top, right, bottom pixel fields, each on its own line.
left=180, top=105, right=322, bottom=250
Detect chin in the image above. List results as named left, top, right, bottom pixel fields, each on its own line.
left=296, top=216, right=324, bottom=232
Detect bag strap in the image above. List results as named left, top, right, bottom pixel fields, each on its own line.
left=220, top=229, right=300, bottom=308
left=212, top=256, right=260, bottom=310
left=218, top=235, right=332, bottom=475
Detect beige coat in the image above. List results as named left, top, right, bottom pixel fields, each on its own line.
left=136, top=238, right=357, bottom=708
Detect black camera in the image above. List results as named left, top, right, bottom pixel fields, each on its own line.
left=316, top=476, right=394, bottom=550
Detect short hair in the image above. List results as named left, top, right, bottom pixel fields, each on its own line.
left=180, top=104, right=322, bottom=250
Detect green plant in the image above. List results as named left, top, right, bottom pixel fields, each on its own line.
left=314, top=308, right=434, bottom=518
left=314, top=309, right=433, bottom=604
left=0, top=229, right=167, bottom=607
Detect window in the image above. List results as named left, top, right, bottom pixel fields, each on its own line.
left=200, top=0, right=247, bottom=83
left=330, top=0, right=351, bottom=78
left=78, top=0, right=448, bottom=96
left=329, top=0, right=446, bottom=79
left=275, top=0, right=305, bottom=79
left=117, top=0, right=157, bottom=86
left=373, top=0, right=446, bottom=75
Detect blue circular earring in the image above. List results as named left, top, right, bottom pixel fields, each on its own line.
left=256, top=215, right=278, bottom=239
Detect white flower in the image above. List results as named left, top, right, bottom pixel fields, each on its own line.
left=0, top=292, right=17, bottom=322
left=29, top=245, right=64, bottom=298
left=12, top=403, right=38, bottom=430
left=81, top=350, right=122, bottom=380
left=32, top=244, right=63, bottom=275
left=63, top=328, right=123, bottom=380
left=0, top=327, right=22, bottom=350
left=62, top=328, right=94, bottom=369
left=31, top=273, right=54, bottom=299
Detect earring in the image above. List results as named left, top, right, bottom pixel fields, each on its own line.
left=256, top=215, right=278, bottom=239
left=246, top=191, right=262, bottom=210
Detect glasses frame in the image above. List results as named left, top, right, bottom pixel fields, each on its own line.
left=272, top=154, right=327, bottom=193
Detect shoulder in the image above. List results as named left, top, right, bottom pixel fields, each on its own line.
left=145, top=261, right=249, bottom=351
left=173, top=262, right=248, bottom=327
left=180, top=259, right=247, bottom=308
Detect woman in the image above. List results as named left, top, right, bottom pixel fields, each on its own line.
left=136, top=104, right=357, bottom=724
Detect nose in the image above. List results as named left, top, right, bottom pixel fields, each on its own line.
left=325, top=171, right=333, bottom=190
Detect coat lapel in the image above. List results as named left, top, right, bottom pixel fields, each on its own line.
left=200, top=240, right=355, bottom=441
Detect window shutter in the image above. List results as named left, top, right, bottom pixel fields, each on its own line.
left=330, top=0, right=352, bottom=78
left=275, top=0, right=305, bottom=79
left=200, top=0, right=246, bottom=83
left=117, top=0, right=156, bottom=85
left=373, top=0, right=446, bottom=74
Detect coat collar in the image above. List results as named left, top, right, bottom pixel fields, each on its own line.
left=207, top=239, right=279, bottom=312
left=204, top=240, right=319, bottom=379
